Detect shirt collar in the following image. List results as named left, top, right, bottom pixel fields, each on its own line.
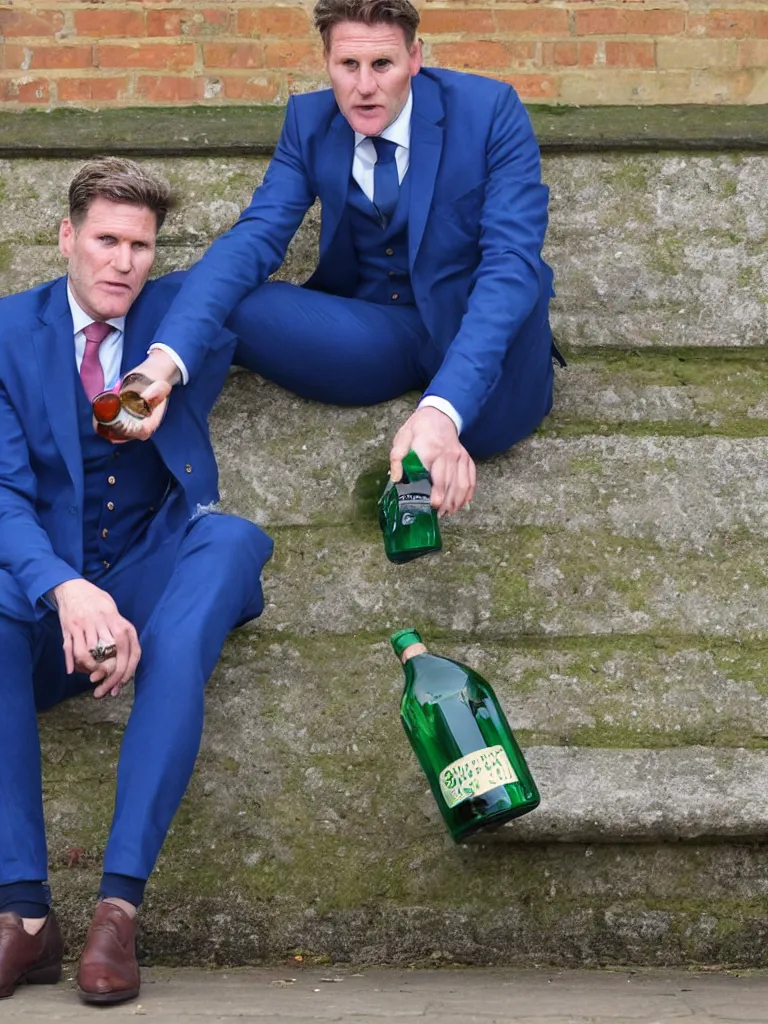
left=66, top=281, right=125, bottom=338
left=354, top=88, right=412, bottom=151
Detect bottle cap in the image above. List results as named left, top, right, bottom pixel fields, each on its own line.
left=390, top=628, right=423, bottom=658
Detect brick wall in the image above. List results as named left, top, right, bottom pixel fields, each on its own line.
left=1, top=1, right=766, bottom=108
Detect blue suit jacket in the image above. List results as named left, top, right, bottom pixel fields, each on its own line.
left=0, top=273, right=235, bottom=618
left=154, top=68, right=553, bottom=432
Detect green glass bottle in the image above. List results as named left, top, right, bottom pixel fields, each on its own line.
left=378, top=451, right=441, bottom=564
left=393, top=628, right=540, bottom=842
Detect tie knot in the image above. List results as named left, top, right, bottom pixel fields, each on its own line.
left=372, top=136, right=398, bottom=165
left=83, top=321, right=112, bottom=347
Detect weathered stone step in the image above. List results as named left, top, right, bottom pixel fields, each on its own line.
left=255, top=524, right=767, bottom=639
left=2, top=152, right=766, bottom=349
left=224, top=633, right=768, bottom=751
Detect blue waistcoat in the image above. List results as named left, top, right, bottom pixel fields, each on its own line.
left=75, top=376, right=172, bottom=580
left=348, top=171, right=415, bottom=306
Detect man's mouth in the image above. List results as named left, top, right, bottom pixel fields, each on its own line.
left=100, top=281, right=131, bottom=291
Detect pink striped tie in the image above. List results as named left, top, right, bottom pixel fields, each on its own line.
left=79, top=321, right=111, bottom=400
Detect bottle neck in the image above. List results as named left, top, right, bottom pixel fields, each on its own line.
left=400, top=642, right=427, bottom=664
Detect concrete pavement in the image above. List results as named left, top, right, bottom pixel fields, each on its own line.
left=6, top=966, right=768, bottom=1022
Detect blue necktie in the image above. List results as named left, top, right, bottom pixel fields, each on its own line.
left=371, top=136, right=399, bottom=228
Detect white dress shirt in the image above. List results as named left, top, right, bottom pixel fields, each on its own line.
left=68, top=285, right=125, bottom=391
left=68, top=283, right=188, bottom=387
left=352, top=90, right=463, bottom=436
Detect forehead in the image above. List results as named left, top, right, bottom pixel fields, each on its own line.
left=76, top=197, right=157, bottom=238
left=327, top=20, right=409, bottom=56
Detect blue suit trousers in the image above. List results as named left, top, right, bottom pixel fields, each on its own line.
left=0, top=511, right=272, bottom=889
left=227, top=282, right=554, bottom=459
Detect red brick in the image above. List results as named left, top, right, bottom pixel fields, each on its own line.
left=237, top=7, right=311, bottom=37
left=574, top=9, right=686, bottom=36
left=541, top=41, right=598, bottom=68
left=202, top=42, right=265, bottom=69
left=501, top=73, right=559, bottom=100
left=755, top=12, right=768, bottom=37
left=146, top=8, right=231, bottom=37
left=74, top=10, right=145, bottom=38
left=605, top=40, right=655, bottom=68
left=495, top=9, right=570, bottom=36
left=136, top=75, right=206, bottom=101
left=98, top=42, right=195, bottom=71
left=263, top=40, right=323, bottom=69
left=431, top=40, right=510, bottom=69
left=58, top=76, right=130, bottom=101
left=704, top=10, right=754, bottom=38
left=218, top=74, right=281, bottom=101
left=0, top=76, right=50, bottom=102
left=4, top=44, right=94, bottom=70
left=419, top=9, right=495, bottom=35
left=0, top=10, right=64, bottom=37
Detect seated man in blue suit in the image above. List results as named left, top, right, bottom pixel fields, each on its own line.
left=0, top=158, right=273, bottom=1006
left=139, top=0, right=561, bottom=517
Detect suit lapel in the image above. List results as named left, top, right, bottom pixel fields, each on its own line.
left=317, top=110, right=355, bottom=252
left=32, top=278, right=84, bottom=508
left=408, top=72, right=445, bottom=269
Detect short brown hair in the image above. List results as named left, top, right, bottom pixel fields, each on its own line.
left=313, top=0, right=420, bottom=49
left=68, top=157, right=174, bottom=231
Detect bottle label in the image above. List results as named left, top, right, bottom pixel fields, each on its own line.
left=439, top=745, right=518, bottom=808
left=396, top=480, right=432, bottom=526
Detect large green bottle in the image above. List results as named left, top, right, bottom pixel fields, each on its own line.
left=393, top=628, right=540, bottom=841
left=378, top=451, right=441, bottom=564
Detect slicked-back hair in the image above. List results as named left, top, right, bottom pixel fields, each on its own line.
left=68, top=157, right=174, bottom=231
left=313, top=0, right=420, bottom=50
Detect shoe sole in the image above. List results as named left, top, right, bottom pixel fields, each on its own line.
left=76, top=985, right=140, bottom=1005
left=0, top=961, right=63, bottom=999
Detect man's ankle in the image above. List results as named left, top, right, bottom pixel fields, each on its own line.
left=21, top=915, right=47, bottom=936
left=100, top=897, right=137, bottom=919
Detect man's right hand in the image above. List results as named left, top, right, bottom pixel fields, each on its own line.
left=51, top=579, right=141, bottom=698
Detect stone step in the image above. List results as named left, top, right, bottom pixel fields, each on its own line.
left=211, top=354, right=768, bottom=533
left=252, top=524, right=765, bottom=638
left=2, top=153, right=766, bottom=348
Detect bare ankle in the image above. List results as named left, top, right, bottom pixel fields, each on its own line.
left=101, top=897, right=137, bottom=919
left=22, top=916, right=47, bottom=936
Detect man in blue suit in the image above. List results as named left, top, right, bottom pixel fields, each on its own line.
left=140, top=0, right=561, bottom=517
left=0, top=158, right=273, bottom=1005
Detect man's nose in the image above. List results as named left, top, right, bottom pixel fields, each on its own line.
left=357, top=68, right=376, bottom=95
left=112, top=244, right=132, bottom=273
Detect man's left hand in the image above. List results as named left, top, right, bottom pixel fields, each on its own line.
left=390, top=406, right=476, bottom=517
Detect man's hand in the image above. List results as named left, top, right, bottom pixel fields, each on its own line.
left=97, top=349, right=179, bottom=444
left=390, top=406, right=476, bottom=517
left=51, top=579, right=141, bottom=698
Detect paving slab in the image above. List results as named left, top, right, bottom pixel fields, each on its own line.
left=6, top=967, right=768, bottom=1022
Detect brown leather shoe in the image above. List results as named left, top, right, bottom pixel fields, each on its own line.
left=0, top=910, right=63, bottom=999
left=76, top=901, right=140, bottom=1005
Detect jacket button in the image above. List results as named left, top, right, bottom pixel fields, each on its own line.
left=107, top=501, right=115, bottom=511
left=102, top=560, right=111, bottom=569
left=107, top=475, right=116, bottom=485
left=185, top=463, right=193, bottom=473
left=101, top=528, right=109, bottom=539
left=391, top=293, right=399, bottom=300
left=385, top=248, right=394, bottom=256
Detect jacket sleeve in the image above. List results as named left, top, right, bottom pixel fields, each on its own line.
left=0, top=381, right=80, bottom=616
left=151, top=96, right=316, bottom=380
left=422, top=87, right=550, bottom=432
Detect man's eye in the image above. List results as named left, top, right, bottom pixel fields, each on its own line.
left=374, top=59, right=391, bottom=69
left=100, top=236, right=117, bottom=244
left=343, top=59, right=357, bottom=68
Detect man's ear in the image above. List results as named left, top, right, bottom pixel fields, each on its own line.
left=410, top=37, right=423, bottom=76
left=59, top=218, right=74, bottom=258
